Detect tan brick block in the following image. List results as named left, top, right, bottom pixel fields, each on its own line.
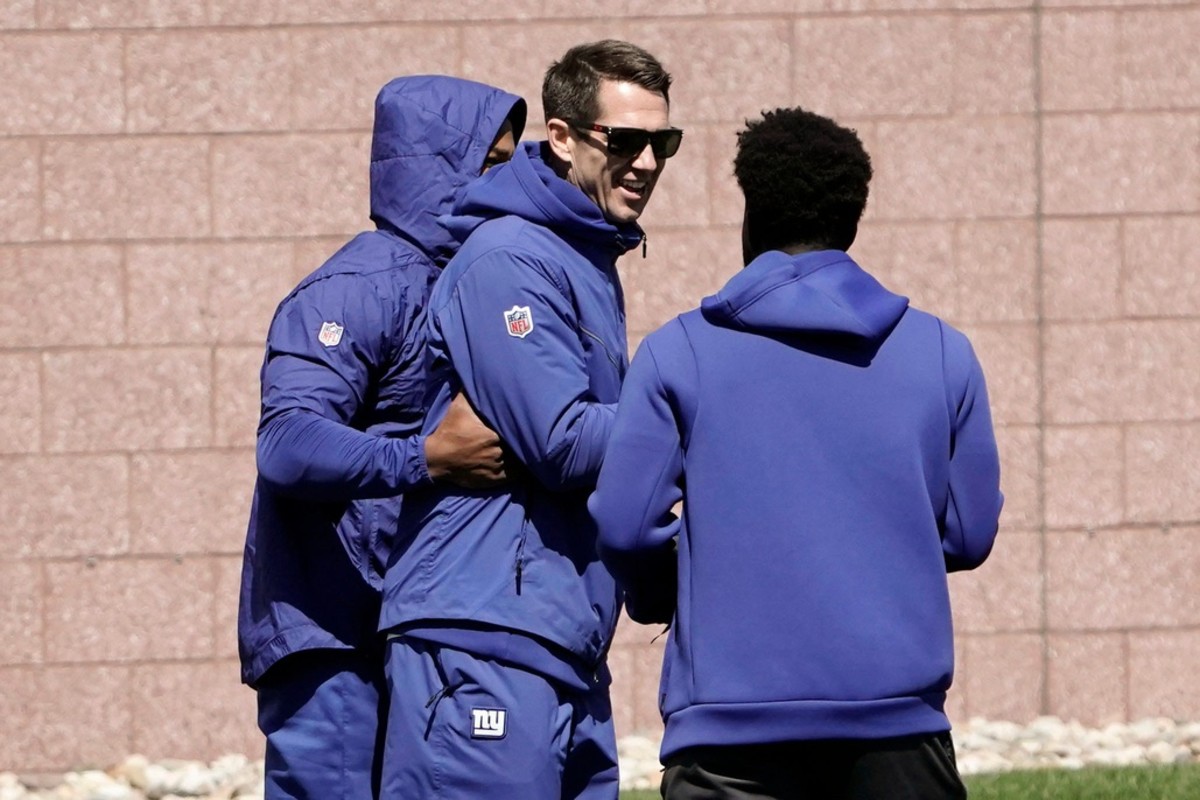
left=0, top=0, right=34, bottom=28
left=958, top=324, right=1038, bottom=427
left=0, top=33, right=122, bottom=135
left=606, top=645, right=640, bottom=740
left=0, top=665, right=132, bottom=771
left=1046, top=633, right=1127, bottom=725
left=1044, top=426, right=1124, bottom=530
left=0, top=561, right=42, bottom=665
left=872, top=117, right=1037, bottom=220
left=45, top=557, right=217, bottom=662
left=853, top=222, right=956, bottom=319
left=0, top=455, right=130, bottom=558
left=1042, top=0, right=1191, bottom=5
left=215, top=346, right=263, bottom=449
left=950, top=528, right=1041, bottom=634
left=461, top=22, right=627, bottom=127
left=618, top=0, right=705, bottom=13
left=620, top=228, right=741, bottom=337
left=958, top=633, right=1043, bottom=723
left=995, top=425, right=1040, bottom=531
left=127, top=242, right=294, bottom=346
left=43, top=349, right=212, bottom=452
left=1124, top=217, right=1200, bottom=318
left=1046, top=527, right=1200, bottom=630
left=0, top=353, right=39, bottom=454
left=794, top=15, right=955, bottom=118
left=0, top=244, right=125, bottom=347
left=214, top=556, right=243, bottom=660
left=212, top=134, right=366, bottom=238
left=289, top=26, right=461, bottom=132
left=951, top=220, right=1037, bottom=323
left=126, top=30, right=292, bottom=133
left=640, top=19, right=793, bottom=125
left=1126, top=424, right=1200, bottom=523
left=39, top=0, right=205, bottom=27
left=292, top=237, right=348, bottom=285
left=609, top=638, right=667, bottom=737
left=1042, top=218, right=1122, bottom=321
left=1045, top=320, right=1200, bottom=424
left=1129, top=630, right=1200, bottom=720
left=43, top=138, right=211, bottom=240
left=206, top=0, right=542, bottom=25
left=952, top=13, right=1035, bottom=114
left=1043, top=113, right=1200, bottom=215
left=0, top=139, right=38, bottom=240
left=704, top=123, right=743, bottom=228
left=1041, top=11, right=1120, bottom=111
left=1121, top=9, right=1200, bottom=110
left=707, top=0, right=821, bottom=11
left=130, top=452, right=255, bottom=555
left=132, top=661, right=259, bottom=760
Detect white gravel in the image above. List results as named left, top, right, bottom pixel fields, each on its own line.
left=3, top=718, right=1199, bottom=797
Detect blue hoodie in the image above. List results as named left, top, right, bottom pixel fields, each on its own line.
left=237, top=76, right=524, bottom=686
left=379, top=141, right=644, bottom=689
left=589, top=248, right=1003, bottom=757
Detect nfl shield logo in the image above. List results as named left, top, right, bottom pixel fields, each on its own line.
left=504, top=305, right=533, bottom=338
left=318, top=321, right=344, bottom=347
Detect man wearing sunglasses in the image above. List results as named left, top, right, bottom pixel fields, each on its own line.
left=378, top=40, right=680, bottom=799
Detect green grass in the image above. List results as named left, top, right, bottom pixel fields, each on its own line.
left=619, top=763, right=1200, bottom=799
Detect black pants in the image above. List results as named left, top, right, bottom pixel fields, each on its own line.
left=661, top=733, right=967, bottom=800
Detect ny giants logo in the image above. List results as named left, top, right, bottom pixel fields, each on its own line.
left=470, top=707, right=507, bottom=739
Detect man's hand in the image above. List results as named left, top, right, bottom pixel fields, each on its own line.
left=424, top=394, right=510, bottom=489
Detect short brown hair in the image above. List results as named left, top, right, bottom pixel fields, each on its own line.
left=542, top=39, right=672, bottom=123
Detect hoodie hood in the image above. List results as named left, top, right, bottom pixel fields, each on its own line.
left=369, top=75, right=526, bottom=266
left=442, top=140, right=645, bottom=256
left=701, top=249, right=909, bottom=340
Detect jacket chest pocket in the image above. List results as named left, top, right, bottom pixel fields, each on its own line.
left=579, top=324, right=625, bottom=402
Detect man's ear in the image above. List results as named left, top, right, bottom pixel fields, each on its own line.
left=545, top=118, right=573, bottom=165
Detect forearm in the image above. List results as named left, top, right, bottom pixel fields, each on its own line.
left=256, top=409, right=429, bottom=501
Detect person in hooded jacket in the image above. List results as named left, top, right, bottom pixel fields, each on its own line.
left=238, top=75, right=525, bottom=800
left=589, top=107, right=1004, bottom=800
left=377, top=41, right=682, bottom=799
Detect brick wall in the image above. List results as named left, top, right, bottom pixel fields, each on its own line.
left=1, top=0, right=1197, bottom=773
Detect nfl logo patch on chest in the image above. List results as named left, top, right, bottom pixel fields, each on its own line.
left=504, top=305, right=533, bottom=338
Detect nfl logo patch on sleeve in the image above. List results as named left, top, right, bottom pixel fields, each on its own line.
left=317, top=321, right=344, bottom=347
left=471, top=707, right=507, bottom=739
left=504, top=305, right=533, bottom=338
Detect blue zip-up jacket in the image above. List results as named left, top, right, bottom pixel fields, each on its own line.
left=379, top=141, right=643, bottom=688
left=238, top=76, right=525, bottom=687
left=589, top=248, right=1003, bottom=757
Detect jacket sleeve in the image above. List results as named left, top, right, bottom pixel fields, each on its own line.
left=431, top=250, right=615, bottom=491
left=941, top=324, right=1004, bottom=572
left=589, top=334, right=686, bottom=623
left=255, top=273, right=430, bottom=502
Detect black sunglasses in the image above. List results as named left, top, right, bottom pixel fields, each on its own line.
left=567, top=121, right=684, bottom=160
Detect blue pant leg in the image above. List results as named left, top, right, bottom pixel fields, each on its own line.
left=256, top=648, right=387, bottom=800
left=562, top=674, right=620, bottom=800
left=381, top=638, right=572, bottom=799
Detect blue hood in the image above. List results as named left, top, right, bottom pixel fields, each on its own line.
left=442, top=140, right=645, bottom=254
left=369, top=75, right=525, bottom=266
left=701, top=249, right=909, bottom=339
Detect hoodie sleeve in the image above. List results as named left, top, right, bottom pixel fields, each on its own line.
left=431, top=250, right=614, bottom=491
left=589, top=329, right=689, bottom=623
left=255, top=273, right=430, bottom=502
left=940, top=323, right=1004, bottom=572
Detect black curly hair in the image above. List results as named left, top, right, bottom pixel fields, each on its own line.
left=734, top=107, right=872, bottom=256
